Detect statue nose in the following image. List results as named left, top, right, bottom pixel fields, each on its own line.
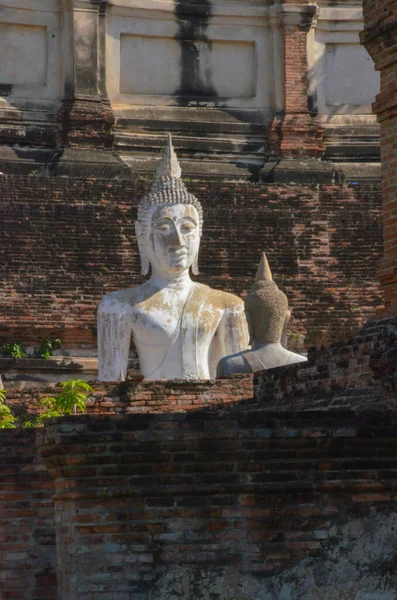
left=169, top=226, right=184, bottom=247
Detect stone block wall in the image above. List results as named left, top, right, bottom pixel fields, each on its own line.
left=0, top=175, right=383, bottom=351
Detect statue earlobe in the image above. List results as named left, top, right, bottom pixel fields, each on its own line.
left=281, top=309, right=291, bottom=348
left=191, top=252, right=200, bottom=276
left=135, top=221, right=150, bottom=276
left=245, top=310, right=254, bottom=346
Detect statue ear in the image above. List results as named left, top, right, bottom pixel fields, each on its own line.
left=135, top=221, right=150, bottom=276
left=281, top=309, right=291, bottom=348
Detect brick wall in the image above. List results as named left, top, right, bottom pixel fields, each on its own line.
left=254, top=316, right=397, bottom=410
left=36, top=405, right=397, bottom=599
left=274, top=8, right=325, bottom=159
left=0, top=175, right=382, bottom=349
left=5, top=376, right=254, bottom=422
left=0, top=430, right=56, bottom=600
left=361, top=0, right=397, bottom=312
left=1, top=314, right=397, bottom=599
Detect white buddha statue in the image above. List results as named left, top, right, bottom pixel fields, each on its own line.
left=217, top=252, right=307, bottom=376
left=97, top=135, right=249, bottom=381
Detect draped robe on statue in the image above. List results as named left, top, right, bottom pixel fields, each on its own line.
left=98, top=281, right=249, bottom=381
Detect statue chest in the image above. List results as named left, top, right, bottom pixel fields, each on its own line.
left=132, top=306, right=184, bottom=347
left=131, top=288, right=193, bottom=344
left=129, top=285, right=224, bottom=380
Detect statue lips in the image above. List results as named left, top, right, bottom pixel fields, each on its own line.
left=168, top=247, right=189, bottom=270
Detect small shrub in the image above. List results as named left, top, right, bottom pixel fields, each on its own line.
left=37, top=338, right=61, bottom=359
left=0, top=388, right=17, bottom=429
left=2, top=342, right=26, bottom=359
left=24, top=379, right=93, bottom=428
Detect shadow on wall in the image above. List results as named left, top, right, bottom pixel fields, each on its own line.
left=149, top=513, right=397, bottom=600
left=175, top=0, right=217, bottom=99
left=173, top=0, right=267, bottom=176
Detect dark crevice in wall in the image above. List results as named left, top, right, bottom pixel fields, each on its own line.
left=174, top=0, right=217, bottom=101
left=307, top=91, right=318, bottom=117
left=0, top=84, right=13, bottom=97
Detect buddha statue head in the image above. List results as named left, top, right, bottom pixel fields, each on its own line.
left=245, top=252, right=291, bottom=346
left=135, top=135, right=203, bottom=278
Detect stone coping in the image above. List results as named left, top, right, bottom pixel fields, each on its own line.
left=0, top=356, right=97, bottom=371
left=0, top=356, right=99, bottom=389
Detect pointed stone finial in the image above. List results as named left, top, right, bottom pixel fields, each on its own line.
left=255, top=252, right=273, bottom=282
left=156, top=133, right=182, bottom=179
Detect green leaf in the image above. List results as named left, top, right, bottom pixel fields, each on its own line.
left=41, top=397, right=57, bottom=409
left=0, top=415, right=17, bottom=429
left=2, top=342, right=26, bottom=359
left=58, top=380, right=93, bottom=393
left=0, top=404, right=12, bottom=417
left=52, top=380, right=92, bottom=415
left=38, top=338, right=61, bottom=360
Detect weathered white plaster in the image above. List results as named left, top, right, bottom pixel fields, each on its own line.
left=0, top=0, right=61, bottom=101
left=308, top=4, right=380, bottom=116
left=98, top=137, right=249, bottom=382
left=325, top=42, right=379, bottom=107
left=120, top=35, right=256, bottom=98
left=107, top=0, right=272, bottom=110
left=0, top=23, right=47, bottom=86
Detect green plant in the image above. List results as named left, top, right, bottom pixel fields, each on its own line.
left=54, top=379, right=93, bottom=414
left=24, top=398, right=62, bottom=428
left=2, top=341, right=26, bottom=359
left=0, top=389, right=17, bottom=429
left=23, top=379, right=93, bottom=428
left=37, top=338, right=61, bottom=359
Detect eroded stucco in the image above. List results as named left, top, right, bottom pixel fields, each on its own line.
left=150, top=513, right=397, bottom=600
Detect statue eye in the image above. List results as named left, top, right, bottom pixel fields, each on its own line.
left=181, top=222, right=196, bottom=234
left=156, top=222, right=171, bottom=232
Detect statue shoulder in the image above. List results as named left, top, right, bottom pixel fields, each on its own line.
left=205, top=287, right=245, bottom=312
left=98, top=283, right=152, bottom=315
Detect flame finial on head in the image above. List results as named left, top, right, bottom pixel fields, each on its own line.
left=255, top=252, right=273, bottom=282
left=156, top=133, right=182, bottom=179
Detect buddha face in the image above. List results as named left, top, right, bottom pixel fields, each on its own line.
left=145, top=204, right=201, bottom=276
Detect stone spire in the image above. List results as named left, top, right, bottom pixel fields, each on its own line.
left=156, top=133, right=182, bottom=179
left=255, top=252, right=273, bottom=282
left=137, top=134, right=202, bottom=220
